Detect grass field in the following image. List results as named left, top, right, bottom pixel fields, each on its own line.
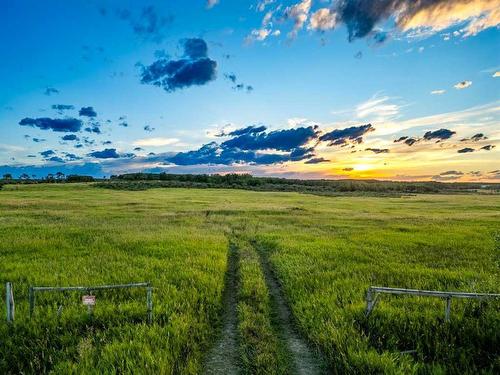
left=1, top=184, right=499, bottom=374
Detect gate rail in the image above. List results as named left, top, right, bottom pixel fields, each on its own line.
left=366, top=286, right=500, bottom=322
left=29, top=282, right=153, bottom=323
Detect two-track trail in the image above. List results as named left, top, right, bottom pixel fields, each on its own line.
left=204, top=238, right=325, bottom=374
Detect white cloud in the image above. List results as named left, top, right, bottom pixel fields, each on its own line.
left=431, top=89, right=446, bottom=95
left=133, top=137, right=180, bottom=147
left=256, top=0, right=275, bottom=12
left=245, top=10, right=278, bottom=43
left=356, top=96, right=401, bottom=121
left=375, top=101, right=500, bottom=136
left=206, top=0, right=219, bottom=9
left=493, top=71, right=500, bottom=78
left=399, top=0, right=500, bottom=38
left=309, top=8, right=337, bottom=31
left=454, top=80, right=472, bottom=89
left=284, top=0, right=312, bottom=38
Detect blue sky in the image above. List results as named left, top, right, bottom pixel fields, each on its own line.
left=1, top=0, right=499, bottom=181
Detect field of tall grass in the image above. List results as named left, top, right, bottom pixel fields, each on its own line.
left=1, top=184, right=498, bottom=374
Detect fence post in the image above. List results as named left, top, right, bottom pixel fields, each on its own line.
left=444, top=296, right=452, bottom=322
left=29, top=286, right=34, bottom=318
left=147, top=286, right=153, bottom=324
left=6, top=282, right=14, bottom=323
left=366, top=287, right=373, bottom=316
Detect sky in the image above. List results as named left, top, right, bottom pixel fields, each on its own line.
left=0, top=0, right=499, bottom=182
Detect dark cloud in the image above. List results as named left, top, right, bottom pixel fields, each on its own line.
left=167, top=142, right=295, bottom=166
left=457, top=147, right=474, bottom=153
left=62, top=134, right=78, bottom=141
left=19, top=117, right=83, bottom=132
left=88, top=148, right=120, bottom=159
left=63, top=153, right=82, bottom=161
left=334, top=0, right=475, bottom=42
left=40, top=150, right=56, bottom=158
left=218, top=125, right=267, bottom=137
left=82, top=137, right=95, bottom=146
left=44, top=87, right=59, bottom=96
left=119, top=121, right=129, bottom=127
left=84, top=121, right=101, bottom=134
left=481, top=145, right=495, bottom=151
left=365, top=148, right=389, bottom=154
left=167, top=126, right=319, bottom=166
left=224, top=72, right=254, bottom=93
left=144, top=125, right=155, bottom=132
left=87, top=148, right=135, bottom=159
left=423, top=128, right=455, bottom=141
left=342, top=167, right=354, bottom=171
left=304, top=157, right=330, bottom=164
left=224, top=73, right=237, bottom=83
left=139, top=38, right=217, bottom=92
left=102, top=140, right=113, bottom=145
left=320, top=124, right=374, bottom=146
left=404, top=138, right=418, bottom=146
left=183, top=38, right=209, bottom=59
left=32, top=138, right=46, bottom=143
left=394, top=135, right=418, bottom=146
left=395, top=128, right=456, bottom=147
left=471, top=133, right=487, bottom=141
left=440, top=170, right=464, bottom=176
left=79, top=106, right=97, bottom=117
left=468, top=171, right=482, bottom=176
left=354, top=51, right=363, bottom=59
left=134, top=147, right=144, bottom=151
left=221, top=126, right=318, bottom=152
left=48, top=156, right=64, bottom=163
left=432, top=170, right=464, bottom=181
left=52, top=104, right=75, bottom=113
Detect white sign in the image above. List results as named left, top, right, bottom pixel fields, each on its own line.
left=82, top=295, right=96, bottom=306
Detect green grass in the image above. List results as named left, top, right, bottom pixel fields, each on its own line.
left=235, top=237, right=290, bottom=374
left=1, top=184, right=499, bottom=374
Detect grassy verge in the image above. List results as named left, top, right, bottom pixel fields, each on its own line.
left=235, top=238, right=291, bottom=374
left=0, top=184, right=229, bottom=374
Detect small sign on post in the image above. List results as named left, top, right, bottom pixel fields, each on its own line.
left=82, top=295, right=96, bottom=316
left=82, top=295, right=96, bottom=306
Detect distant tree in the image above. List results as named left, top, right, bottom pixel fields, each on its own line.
left=31, top=174, right=37, bottom=180
left=66, top=175, right=94, bottom=183
left=46, top=173, right=55, bottom=182
left=55, top=172, right=65, bottom=181
left=2, top=173, right=12, bottom=180
left=19, top=173, right=30, bottom=180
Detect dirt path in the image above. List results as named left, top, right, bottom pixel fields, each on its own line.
left=255, top=243, right=326, bottom=375
left=204, top=243, right=240, bottom=375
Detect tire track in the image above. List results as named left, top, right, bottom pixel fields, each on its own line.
left=254, top=242, right=327, bottom=375
left=204, top=243, right=241, bottom=375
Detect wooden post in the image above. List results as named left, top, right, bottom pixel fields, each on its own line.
left=6, top=282, right=14, bottom=323
left=445, top=296, right=452, bottom=322
left=29, top=286, right=34, bottom=318
left=147, top=286, right=153, bottom=324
